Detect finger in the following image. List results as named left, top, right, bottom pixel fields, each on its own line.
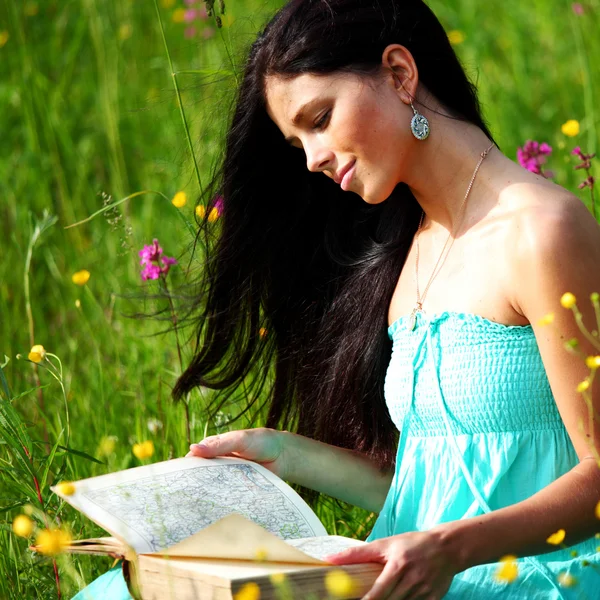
left=323, top=541, right=385, bottom=565
left=385, top=573, right=423, bottom=600
left=188, top=431, right=249, bottom=458
left=361, top=561, right=403, bottom=600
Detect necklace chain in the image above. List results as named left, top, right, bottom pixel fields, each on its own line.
left=409, top=142, right=495, bottom=330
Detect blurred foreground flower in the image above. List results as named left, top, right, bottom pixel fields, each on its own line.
left=0, top=31, right=9, bottom=48
left=324, top=569, right=358, bottom=598
left=561, top=120, right=580, bottom=137
left=595, top=500, right=600, bottom=519
left=494, top=555, right=519, bottom=584
left=72, top=269, right=91, bottom=286
left=118, top=23, right=132, bottom=41
left=233, top=582, right=260, bottom=600
left=572, top=3, right=584, bottom=15
left=28, top=344, right=46, bottom=363
left=98, top=435, right=117, bottom=456
left=196, top=196, right=224, bottom=222
left=133, top=440, right=154, bottom=460
left=560, top=293, right=577, bottom=309
left=546, top=529, right=566, bottom=545
left=12, top=515, right=34, bottom=538
left=517, top=141, right=553, bottom=178
left=538, top=313, right=554, bottom=326
left=35, top=527, right=72, bottom=556
left=557, top=572, right=577, bottom=587
left=139, top=239, right=177, bottom=281
left=172, top=191, right=187, bottom=208
left=55, top=481, right=76, bottom=496
left=447, top=30, right=465, bottom=45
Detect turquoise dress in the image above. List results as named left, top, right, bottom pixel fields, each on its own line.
left=367, top=310, right=600, bottom=598
left=73, top=310, right=600, bottom=599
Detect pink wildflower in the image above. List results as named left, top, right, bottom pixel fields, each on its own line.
left=517, top=140, right=553, bottom=178
left=184, top=26, right=197, bottom=38
left=214, top=195, right=224, bottom=216
left=572, top=3, right=584, bottom=15
left=184, top=9, right=197, bottom=22
left=138, top=239, right=177, bottom=281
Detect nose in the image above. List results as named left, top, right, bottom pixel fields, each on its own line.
left=305, top=141, right=334, bottom=175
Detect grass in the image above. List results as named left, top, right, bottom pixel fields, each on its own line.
left=0, top=0, right=598, bottom=598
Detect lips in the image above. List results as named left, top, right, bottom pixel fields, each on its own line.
left=334, top=160, right=356, bottom=185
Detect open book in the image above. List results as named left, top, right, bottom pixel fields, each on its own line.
left=47, top=457, right=383, bottom=599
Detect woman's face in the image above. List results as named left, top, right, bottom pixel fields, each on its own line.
left=264, top=69, right=416, bottom=204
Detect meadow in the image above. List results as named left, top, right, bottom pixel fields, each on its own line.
left=0, top=0, right=598, bottom=598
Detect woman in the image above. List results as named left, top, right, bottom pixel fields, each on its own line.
left=75, top=0, right=600, bottom=598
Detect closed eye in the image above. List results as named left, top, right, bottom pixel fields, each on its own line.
left=313, top=110, right=330, bottom=131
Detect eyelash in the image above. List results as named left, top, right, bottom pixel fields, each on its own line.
left=313, top=110, right=330, bottom=130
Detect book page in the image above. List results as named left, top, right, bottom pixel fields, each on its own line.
left=52, top=457, right=326, bottom=555
left=287, top=535, right=365, bottom=561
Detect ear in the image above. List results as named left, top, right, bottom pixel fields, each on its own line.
left=381, top=44, right=419, bottom=105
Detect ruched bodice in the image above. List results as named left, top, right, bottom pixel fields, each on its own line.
left=367, top=311, right=600, bottom=599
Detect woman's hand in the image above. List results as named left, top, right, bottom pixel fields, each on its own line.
left=186, top=427, right=288, bottom=478
left=324, top=530, right=458, bottom=600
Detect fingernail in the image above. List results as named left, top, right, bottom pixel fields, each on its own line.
left=190, top=442, right=208, bottom=450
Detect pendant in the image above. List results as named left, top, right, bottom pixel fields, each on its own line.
left=407, top=308, right=418, bottom=331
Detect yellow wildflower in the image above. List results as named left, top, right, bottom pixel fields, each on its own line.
left=12, top=515, right=34, bottom=538
left=0, top=31, right=9, bottom=48
left=195, top=205, right=206, bottom=219
left=208, top=207, right=219, bottom=222
left=161, top=0, right=175, bottom=8
left=133, top=440, right=154, bottom=460
left=586, top=356, right=600, bottom=369
left=233, top=582, right=260, bottom=600
left=75, top=299, right=81, bottom=309
left=538, top=313, right=554, bottom=326
left=557, top=572, right=577, bottom=588
left=324, top=569, right=358, bottom=598
left=494, top=555, right=519, bottom=584
left=561, top=120, right=580, bottom=137
left=577, top=380, right=590, bottom=393
left=259, top=327, right=268, bottom=339
left=172, top=191, right=187, bottom=208
left=28, top=344, right=46, bottom=363
left=546, top=529, right=566, bottom=545
left=447, top=30, right=465, bottom=45
left=560, top=293, right=576, bottom=309
left=172, top=8, right=186, bottom=23
left=118, top=23, right=132, bottom=41
left=595, top=500, right=600, bottom=519
left=72, top=269, right=91, bottom=286
left=55, top=481, right=76, bottom=496
left=269, top=572, right=286, bottom=585
left=98, top=435, right=117, bottom=456
left=35, top=527, right=72, bottom=555
left=254, top=547, right=268, bottom=562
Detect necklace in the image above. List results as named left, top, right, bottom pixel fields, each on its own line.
left=407, top=142, right=495, bottom=331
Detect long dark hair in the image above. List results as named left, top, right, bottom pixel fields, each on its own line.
left=173, top=0, right=497, bottom=470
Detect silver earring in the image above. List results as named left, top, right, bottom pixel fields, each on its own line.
left=410, top=100, right=430, bottom=140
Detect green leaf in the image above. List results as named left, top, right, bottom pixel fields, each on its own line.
left=56, top=445, right=105, bottom=465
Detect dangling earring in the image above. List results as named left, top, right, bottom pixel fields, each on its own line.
left=410, top=99, right=430, bottom=140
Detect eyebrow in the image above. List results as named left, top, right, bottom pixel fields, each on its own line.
left=283, top=98, right=321, bottom=145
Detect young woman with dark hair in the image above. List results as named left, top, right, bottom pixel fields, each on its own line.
left=74, top=0, right=600, bottom=598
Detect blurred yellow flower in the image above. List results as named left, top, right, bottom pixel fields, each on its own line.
left=24, top=2, right=38, bottom=16
left=546, top=529, right=566, bottom=545
left=208, top=207, right=219, bottom=222
left=196, top=205, right=220, bottom=222
left=585, top=356, right=600, bottom=369
left=595, top=500, right=600, bottom=519
left=560, top=293, right=576, bottom=309
left=557, top=572, right=577, bottom=588
left=494, top=555, right=518, bottom=584
left=28, top=344, right=46, bottom=363
left=35, top=527, right=72, bottom=555
left=259, top=327, right=268, bottom=339
left=172, top=8, right=186, bottom=23
left=447, top=30, right=465, bottom=45
left=254, top=547, right=268, bottom=561
left=12, top=515, right=34, bottom=538
left=118, top=23, right=132, bottom=41
left=55, top=481, right=76, bottom=496
left=561, top=120, right=580, bottom=137
left=72, top=269, right=91, bottom=286
left=0, top=31, right=9, bottom=48
left=196, top=205, right=206, bottom=219
left=161, top=0, right=175, bottom=7
left=98, top=435, right=117, bottom=456
left=75, top=299, right=81, bottom=309
left=537, top=313, right=554, bottom=326
left=577, top=380, right=590, bottom=393
left=233, top=582, right=260, bottom=600
left=269, top=572, right=286, bottom=585
left=172, top=191, right=187, bottom=208
left=133, top=440, right=154, bottom=460
left=324, top=569, right=358, bottom=598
